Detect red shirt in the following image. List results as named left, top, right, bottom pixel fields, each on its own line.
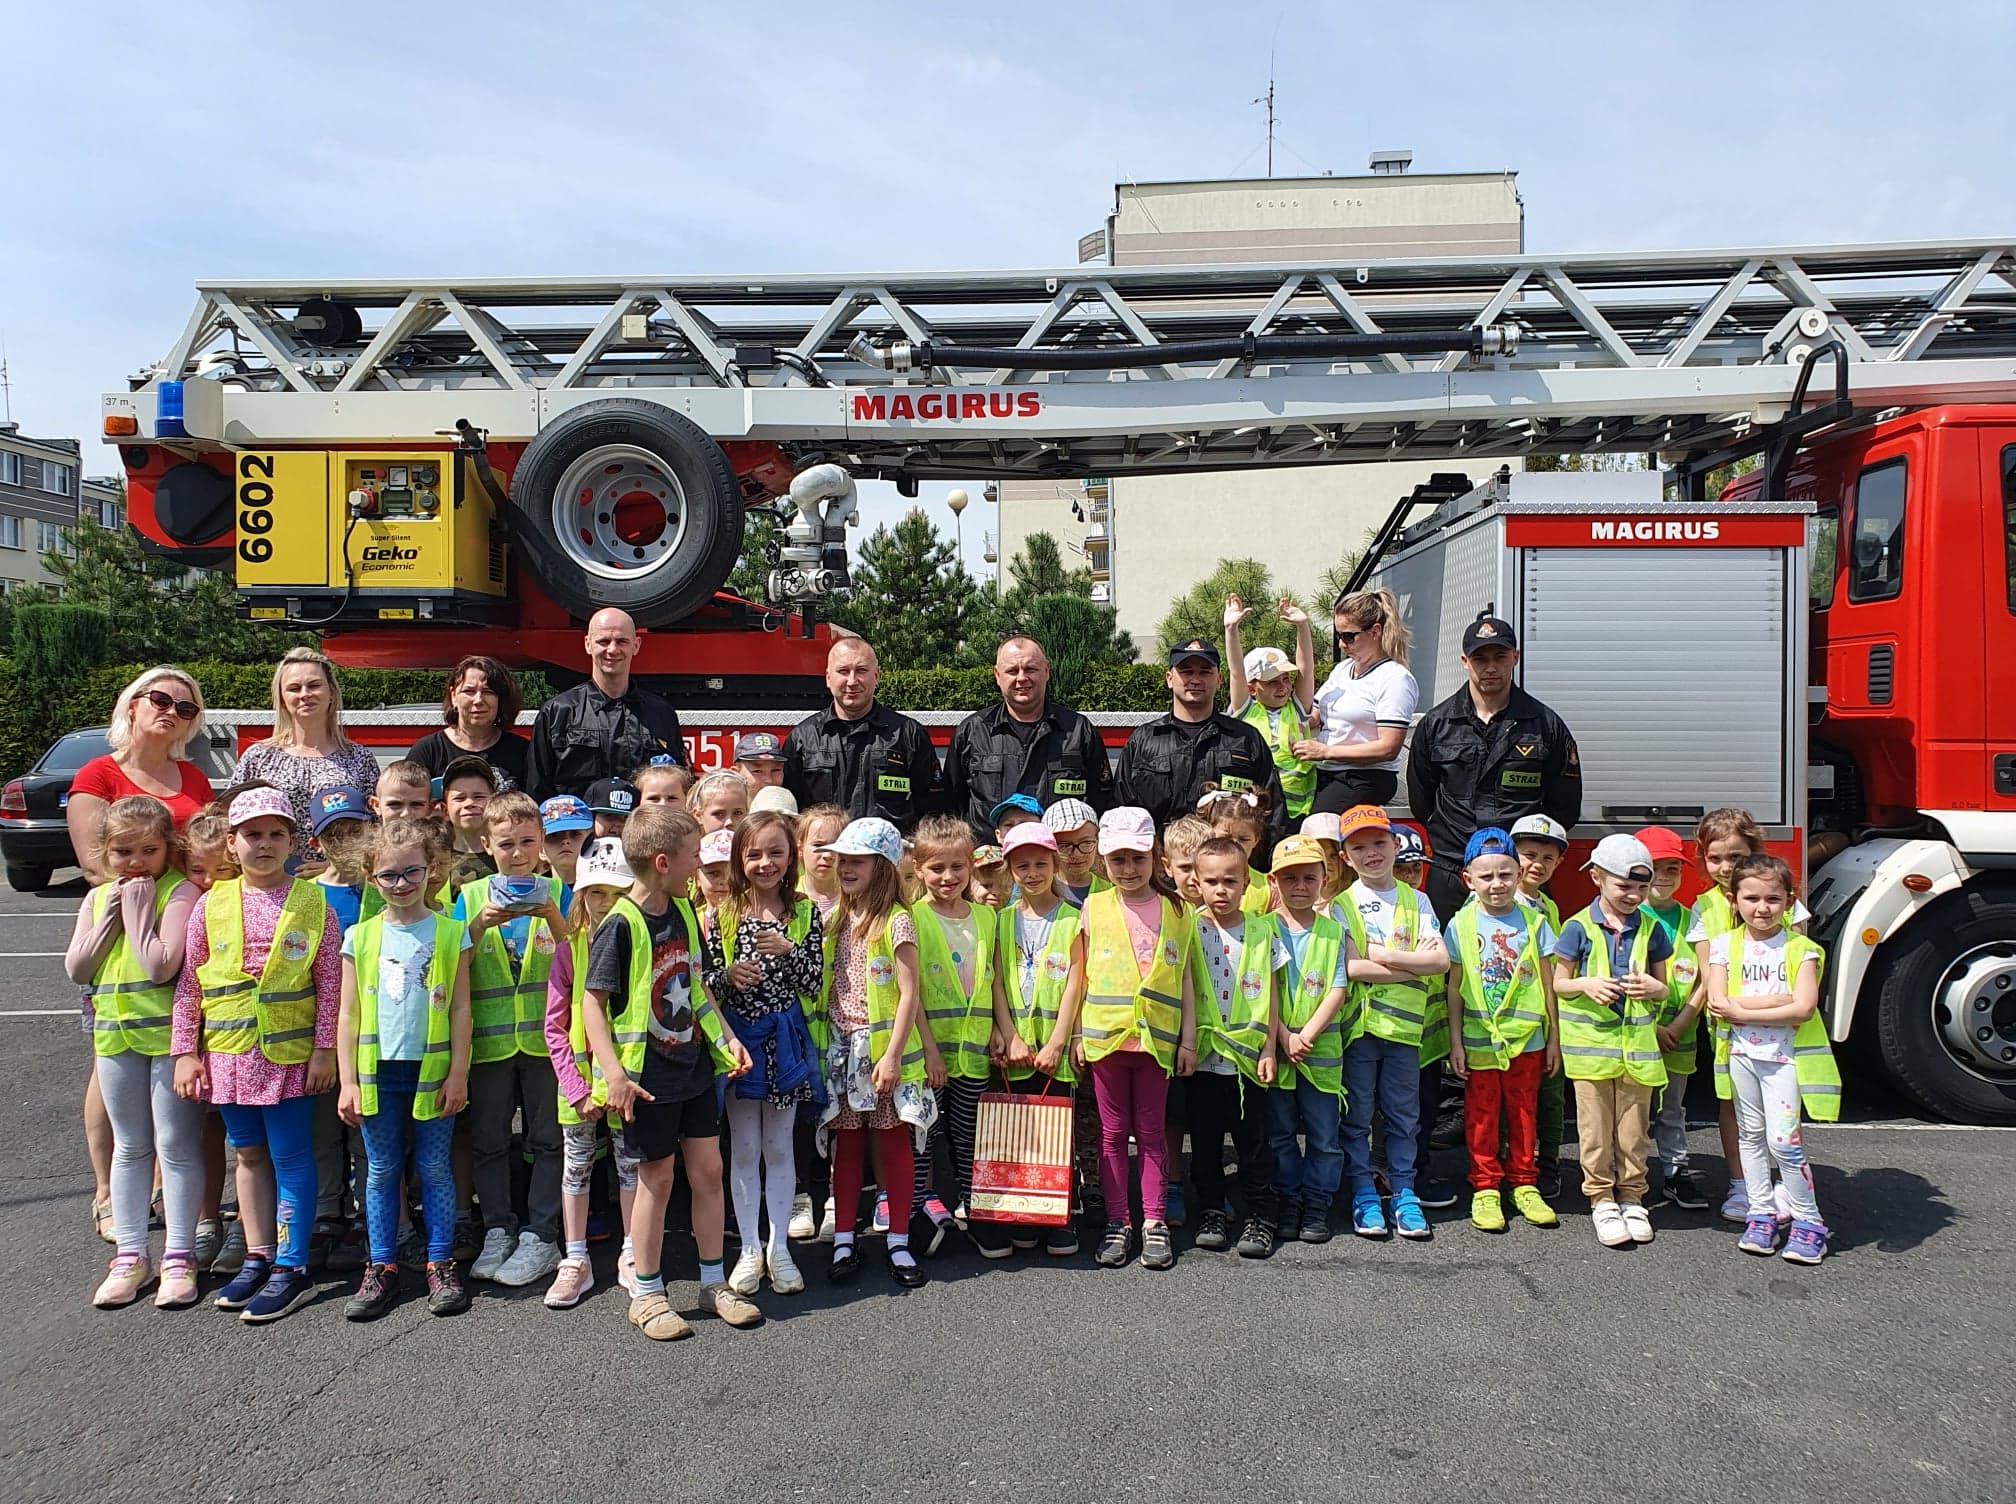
left=69, top=755, right=213, bottom=830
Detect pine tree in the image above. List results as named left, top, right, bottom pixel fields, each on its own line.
left=1156, top=558, right=1300, bottom=660
left=828, top=508, right=984, bottom=669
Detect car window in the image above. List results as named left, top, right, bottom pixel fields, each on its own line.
left=38, top=730, right=113, bottom=775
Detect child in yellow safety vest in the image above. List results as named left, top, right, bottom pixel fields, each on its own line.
left=170, top=786, right=342, bottom=1325
left=1442, top=828, right=1560, bottom=1235
left=335, top=816, right=472, bottom=1321
left=791, top=804, right=847, bottom=1241
left=1263, top=835, right=1353, bottom=1246
left=812, top=817, right=939, bottom=1287
left=544, top=837, right=642, bottom=1310
left=1509, top=813, right=1571, bottom=1199
left=1074, top=808, right=1196, bottom=1272
left=452, top=791, right=570, bottom=1289
left=1550, top=834, right=1673, bottom=1250
left=1199, top=786, right=1276, bottom=914
left=1224, top=592, right=1318, bottom=820
left=1187, top=834, right=1285, bottom=1259
left=1706, top=854, right=1838, bottom=1265
left=1338, top=805, right=1449, bottom=1242
left=66, top=795, right=203, bottom=1309
left=1635, top=825, right=1710, bottom=1212
left=1687, top=807, right=1814, bottom=1225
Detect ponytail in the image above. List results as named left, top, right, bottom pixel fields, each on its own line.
left=1332, top=585, right=1409, bottom=667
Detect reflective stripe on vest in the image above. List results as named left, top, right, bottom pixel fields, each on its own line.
left=195, top=879, right=327, bottom=1064
left=1277, top=911, right=1346, bottom=1097
left=1451, top=904, right=1549, bottom=1073
left=819, top=914, right=928, bottom=1084
left=1187, top=911, right=1278, bottom=1086
left=86, top=874, right=185, bottom=1057
left=1238, top=697, right=1315, bottom=814
left=351, top=912, right=463, bottom=1119
left=1353, top=883, right=1447, bottom=1064
left=911, top=900, right=997, bottom=1081
left=1645, top=901, right=1701, bottom=1074
left=1711, top=930, right=1840, bottom=1121
left=607, top=894, right=732, bottom=1084
left=1078, top=889, right=1191, bottom=1073
left=996, top=901, right=1083, bottom=1084
left=457, top=876, right=561, bottom=1064
left=1557, top=903, right=1667, bottom=1086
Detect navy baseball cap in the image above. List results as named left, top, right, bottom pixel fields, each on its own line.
left=1463, top=826, right=1516, bottom=866
left=540, top=795, right=593, bottom=834
left=734, top=731, right=784, bottom=762
left=586, top=778, right=639, bottom=816
left=989, top=793, right=1043, bottom=824
left=1461, top=615, right=1518, bottom=654
left=1168, top=637, right=1221, bottom=667
left=309, top=785, right=371, bottom=835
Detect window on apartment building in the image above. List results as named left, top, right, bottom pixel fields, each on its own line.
left=42, top=463, right=73, bottom=496
left=0, top=516, right=21, bottom=549
left=38, top=522, right=63, bottom=555
left=99, top=501, right=123, bottom=529
left=0, top=452, right=19, bottom=486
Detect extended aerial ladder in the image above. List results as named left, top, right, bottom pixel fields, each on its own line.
left=103, top=238, right=2016, bottom=678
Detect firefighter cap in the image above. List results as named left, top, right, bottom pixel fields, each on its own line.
left=1461, top=615, right=1519, bottom=655
left=1168, top=638, right=1221, bottom=667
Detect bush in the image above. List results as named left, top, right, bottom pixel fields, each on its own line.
left=14, top=604, right=112, bottom=685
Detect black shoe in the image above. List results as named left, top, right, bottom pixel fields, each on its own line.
left=1274, top=1202, right=1302, bottom=1244
left=1300, top=1203, right=1334, bottom=1244
left=885, top=1248, right=928, bottom=1288
left=425, top=1259, right=469, bottom=1317
left=968, top=1220, right=1014, bottom=1260
left=1643, top=1177, right=1671, bottom=1210
left=450, top=1216, right=482, bottom=1263
left=1668, top=1169, right=1710, bottom=1211
left=344, top=1263, right=398, bottom=1322
left=1416, top=1179, right=1460, bottom=1211
left=1044, top=1223, right=1078, bottom=1257
left=827, top=1243, right=862, bottom=1285
left=307, top=1217, right=342, bottom=1273
left=1429, top=1102, right=1467, bottom=1150
left=1235, top=1217, right=1277, bottom=1259
left=1536, top=1160, right=1561, bottom=1201
left=1193, top=1208, right=1232, bottom=1251
left=1139, top=1221, right=1176, bottom=1270
left=1094, top=1220, right=1133, bottom=1267
left=913, top=1208, right=949, bottom=1258
left=325, top=1218, right=368, bottom=1275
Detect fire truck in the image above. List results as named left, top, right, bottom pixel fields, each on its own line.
left=101, top=240, right=2016, bottom=1121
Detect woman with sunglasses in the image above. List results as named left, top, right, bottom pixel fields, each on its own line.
left=66, top=667, right=220, bottom=1244
left=1295, top=586, right=1420, bottom=815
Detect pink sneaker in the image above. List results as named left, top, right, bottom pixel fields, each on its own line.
left=154, top=1257, right=200, bottom=1309
left=544, top=1256, right=594, bottom=1309
left=93, top=1254, right=155, bottom=1308
left=616, top=1249, right=637, bottom=1296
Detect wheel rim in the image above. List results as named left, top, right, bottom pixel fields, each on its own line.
left=551, top=444, right=691, bottom=583
left=1933, top=940, right=2016, bottom=1080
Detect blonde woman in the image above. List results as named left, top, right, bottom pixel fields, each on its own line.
left=230, top=648, right=382, bottom=860
left=1295, top=586, right=1419, bottom=814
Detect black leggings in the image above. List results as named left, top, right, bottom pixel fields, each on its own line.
left=1311, top=767, right=1400, bottom=814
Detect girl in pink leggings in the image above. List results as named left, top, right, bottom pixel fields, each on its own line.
left=1073, top=808, right=1198, bottom=1273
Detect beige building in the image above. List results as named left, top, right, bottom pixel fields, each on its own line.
left=994, top=159, right=1525, bottom=649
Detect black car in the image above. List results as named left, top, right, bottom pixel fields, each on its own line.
left=0, top=726, right=234, bottom=892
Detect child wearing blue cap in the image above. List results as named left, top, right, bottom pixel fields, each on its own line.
left=989, top=793, right=1044, bottom=844
left=540, top=795, right=594, bottom=889
left=1444, top=828, right=1560, bottom=1232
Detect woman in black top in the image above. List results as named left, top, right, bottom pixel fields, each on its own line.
left=406, top=655, right=531, bottom=793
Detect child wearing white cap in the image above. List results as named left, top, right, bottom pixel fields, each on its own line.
left=1043, top=798, right=1104, bottom=906
left=1550, top=835, right=1672, bottom=1249
left=1225, top=594, right=1318, bottom=820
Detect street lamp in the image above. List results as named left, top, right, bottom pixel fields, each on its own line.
left=946, top=488, right=968, bottom=563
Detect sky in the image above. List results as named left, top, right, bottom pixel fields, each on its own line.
left=3, top=1, right=2011, bottom=578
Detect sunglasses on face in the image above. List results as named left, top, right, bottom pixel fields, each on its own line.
left=145, top=689, right=200, bottom=720
left=372, top=865, right=427, bottom=887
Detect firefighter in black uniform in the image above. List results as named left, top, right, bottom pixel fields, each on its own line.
left=780, top=636, right=940, bottom=830
left=1405, top=614, right=1583, bottom=917
left=942, top=633, right=1113, bottom=842
left=1114, top=637, right=1285, bottom=846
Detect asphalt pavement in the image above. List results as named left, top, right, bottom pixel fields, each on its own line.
left=2, top=873, right=2012, bottom=1504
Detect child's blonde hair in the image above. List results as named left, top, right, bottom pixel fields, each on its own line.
left=911, top=813, right=974, bottom=865
left=482, top=790, right=542, bottom=831
left=95, top=795, right=180, bottom=876
left=369, top=816, right=452, bottom=895
left=633, top=761, right=695, bottom=801
left=833, top=850, right=904, bottom=942
left=377, top=758, right=432, bottom=798
left=686, top=769, right=751, bottom=817
left=624, top=802, right=701, bottom=866
left=182, top=810, right=236, bottom=880
left=797, top=803, right=847, bottom=850
left=1331, top=584, right=1411, bottom=666
left=1163, top=814, right=1214, bottom=860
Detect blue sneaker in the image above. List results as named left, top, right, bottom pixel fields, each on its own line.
left=1165, top=1183, right=1187, bottom=1228
left=1780, top=1219, right=1828, bottom=1265
left=1351, top=1194, right=1389, bottom=1239
left=240, top=1264, right=316, bottom=1324
left=1737, top=1214, right=1780, bottom=1256
left=211, top=1255, right=272, bottom=1311
left=872, top=1193, right=891, bottom=1235
left=1392, top=1189, right=1433, bottom=1241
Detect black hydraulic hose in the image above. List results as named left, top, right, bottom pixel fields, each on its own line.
left=867, top=326, right=1512, bottom=372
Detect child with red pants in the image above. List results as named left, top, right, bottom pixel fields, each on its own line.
left=1443, top=828, right=1561, bottom=1233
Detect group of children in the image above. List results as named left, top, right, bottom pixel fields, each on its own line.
left=71, top=737, right=1840, bottom=1337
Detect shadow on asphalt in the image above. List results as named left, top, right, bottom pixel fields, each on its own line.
left=1818, top=1164, right=1957, bottom=1255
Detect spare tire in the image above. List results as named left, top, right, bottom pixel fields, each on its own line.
left=508, top=399, right=744, bottom=627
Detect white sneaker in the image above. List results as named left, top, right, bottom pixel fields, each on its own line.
left=1720, top=1179, right=1749, bottom=1225
left=1591, top=1199, right=1631, bottom=1248
left=817, top=1197, right=837, bottom=1243
left=728, top=1247, right=765, bottom=1296
left=1620, top=1202, right=1655, bottom=1244
left=494, top=1232, right=562, bottom=1287
left=787, top=1192, right=816, bottom=1241
left=767, top=1243, right=805, bottom=1295
left=616, top=1249, right=637, bottom=1296
left=470, top=1226, right=515, bottom=1281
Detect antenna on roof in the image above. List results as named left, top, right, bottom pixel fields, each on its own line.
left=0, top=333, right=11, bottom=425
left=1252, top=23, right=1280, bottom=178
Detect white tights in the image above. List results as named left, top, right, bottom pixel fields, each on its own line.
left=725, top=1094, right=797, bottom=1254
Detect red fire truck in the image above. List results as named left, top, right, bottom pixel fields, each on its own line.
left=101, top=241, right=2016, bottom=1120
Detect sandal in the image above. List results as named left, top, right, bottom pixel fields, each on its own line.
left=93, top=1199, right=115, bottom=1244
left=626, top=1291, right=693, bottom=1341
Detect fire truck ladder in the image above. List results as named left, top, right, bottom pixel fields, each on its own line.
left=119, top=238, right=2016, bottom=478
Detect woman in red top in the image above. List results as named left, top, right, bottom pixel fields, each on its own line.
left=66, top=665, right=214, bottom=1243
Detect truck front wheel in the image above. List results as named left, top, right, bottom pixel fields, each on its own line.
left=507, top=400, right=745, bottom=627
left=1870, top=883, right=2016, bottom=1124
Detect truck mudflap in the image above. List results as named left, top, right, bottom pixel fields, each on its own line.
left=1809, top=837, right=1973, bottom=1040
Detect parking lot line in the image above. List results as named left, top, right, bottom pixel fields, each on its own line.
left=0, top=952, right=67, bottom=958
left=0, top=1009, right=81, bottom=1017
